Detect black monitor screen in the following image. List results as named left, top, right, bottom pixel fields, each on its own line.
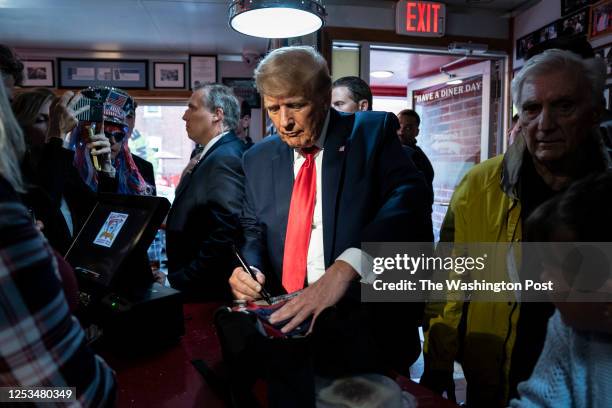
left=65, top=194, right=169, bottom=289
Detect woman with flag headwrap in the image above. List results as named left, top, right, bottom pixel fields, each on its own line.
left=70, top=86, right=154, bottom=196
left=13, top=88, right=117, bottom=254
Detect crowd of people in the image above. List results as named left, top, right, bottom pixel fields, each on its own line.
left=1, top=38, right=612, bottom=408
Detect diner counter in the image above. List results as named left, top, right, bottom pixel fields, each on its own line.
left=101, top=303, right=457, bottom=407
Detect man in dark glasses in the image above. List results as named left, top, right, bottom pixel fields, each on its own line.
left=74, top=86, right=154, bottom=196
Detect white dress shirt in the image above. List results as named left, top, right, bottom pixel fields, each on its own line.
left=197, top=130, right=228, bottom=161
left=59, top=196, right=74, bottom=237
left=291, top=112, right=374, bottom=284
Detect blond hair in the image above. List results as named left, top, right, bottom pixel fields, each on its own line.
left=11, top=87, right=55, bottom=128
left=254, top=46, right=331, bottom=103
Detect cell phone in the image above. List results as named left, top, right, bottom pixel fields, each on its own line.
left=250, top=300, right=312, bottom=337
left=74, top=95, right=104, bottom=123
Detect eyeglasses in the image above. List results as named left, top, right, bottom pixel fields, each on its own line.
left=103, top=124, right=128, bottom=143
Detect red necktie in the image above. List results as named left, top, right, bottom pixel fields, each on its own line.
left=282, top=148, right=319, bottom=293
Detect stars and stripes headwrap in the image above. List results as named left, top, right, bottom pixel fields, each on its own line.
left=69, top=123, right=154, bottom=196
left=70, top=87, right=153, bottom=195
left=76, top=86, right=134, bottom=126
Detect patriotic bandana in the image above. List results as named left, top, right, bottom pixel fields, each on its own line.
left=78, top=86, right=134, bottom=127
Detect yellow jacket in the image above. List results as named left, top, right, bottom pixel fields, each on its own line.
left=424, top=136, right=524, bottom=407
left=424, top=133, right=611, bottom=407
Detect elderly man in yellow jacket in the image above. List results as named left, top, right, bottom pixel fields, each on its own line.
left=421, top=49, right=611, bottom=407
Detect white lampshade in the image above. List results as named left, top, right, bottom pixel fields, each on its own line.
left=229, top=0, right=326, bottom=39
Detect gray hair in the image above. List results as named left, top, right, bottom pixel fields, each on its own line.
left=512, top=48, right=606, bottom=110
left=0, top=80, right=26, bottom=192
left=194, top=83, right=240, bottom=132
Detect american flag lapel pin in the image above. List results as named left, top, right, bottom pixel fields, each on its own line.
left=338, top=145, right=345, bottom=152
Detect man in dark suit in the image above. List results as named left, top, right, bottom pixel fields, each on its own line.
left=166, top=84, right=246, bottom=300
left=397, top=109, right=434, bottom=190
left=226, top=46, right=431, bottom=405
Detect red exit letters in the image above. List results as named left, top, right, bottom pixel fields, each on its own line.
left=396, top=0, right=445, bottom=37
left=406, top=1, right=441, bottom=33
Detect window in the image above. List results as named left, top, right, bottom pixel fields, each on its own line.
left=372, top=96, right=409, bottom=115
left=129, top=104, right=193, bottom=203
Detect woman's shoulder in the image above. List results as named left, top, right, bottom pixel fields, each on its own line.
left=0, top=175, right=21, bottom=204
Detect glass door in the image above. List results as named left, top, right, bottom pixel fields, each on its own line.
left=407, top=60, right=495, bottom=240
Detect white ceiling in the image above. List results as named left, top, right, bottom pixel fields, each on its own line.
left=0, top=0, right=533, bottom=55
left=370, top=50, right=458, bottom=86
left=0, top=0, right=267, bottom=54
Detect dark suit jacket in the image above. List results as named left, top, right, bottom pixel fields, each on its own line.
left=166, top=132, right=246, bottom=300
left=404, top=143, right=434, bottom=191
left=131, top=154, right=156, bottom=195
left=240, top=109, right=432, bottom=372
left=403, top=145, right=434, bottom=206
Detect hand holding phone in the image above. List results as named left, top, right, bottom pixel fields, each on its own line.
left=86, top=120, right=113, bottom=173
left=48, top=91, right=90, bottom=139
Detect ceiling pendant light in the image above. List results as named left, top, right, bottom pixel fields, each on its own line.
left=370, top=70, right=394, bottom=78
left=229, top=0, right=327, bottom=39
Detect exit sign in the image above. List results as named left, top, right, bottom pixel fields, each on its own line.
left=396, top=0, right=446, bottom=37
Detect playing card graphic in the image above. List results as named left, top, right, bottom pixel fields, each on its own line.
left=93, top=212, right=129, bottom=248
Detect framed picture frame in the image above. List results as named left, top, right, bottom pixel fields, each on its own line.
left=516, top=33, right=536, bottom=60
left=594, top=45, right=612, bottom=76
left=559, top=9, right=589, bottom=37
left=21, top=60, right=55, bottom=87
left=516, top=21, right=560, bottom=60
left=153, top=62, right=186, bottom=89
left=58, top=58, right=148, bottom=89
left=189, top=55, right=217, bottom=89
left=562, top=0, right=593, bottom=16
left=222, top=77, right=261, bottom=108
left=590, top=0, right=612, bottom=39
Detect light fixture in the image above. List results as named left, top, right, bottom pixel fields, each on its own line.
left=229, top=0, right=326, bottom=39
left=445, top=73, right=463, bottom=85
left=440, top=61, right=464, bottom=85
left=370, top=70, right=394, bottom=78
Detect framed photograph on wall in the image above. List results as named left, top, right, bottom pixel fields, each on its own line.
left=58, top=59, right=148, bottom=89
left=222, top=77, right=261, bottom=108
left=562, top=0, right=594, bottom=16
left=189, top=55, right=217, bottom=89
left=516, top=33, right=536, bottom=60
left=590, top=0, right=612, bottom=39
left=594, top=45, right=612, bottom=76
left=516, top=21, right=559, bottom=60
left=21, top=60, right=55, bottom=87
left=559, top=9, right=589, bottom=36
left=153, top=62, right=186, bottom=89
